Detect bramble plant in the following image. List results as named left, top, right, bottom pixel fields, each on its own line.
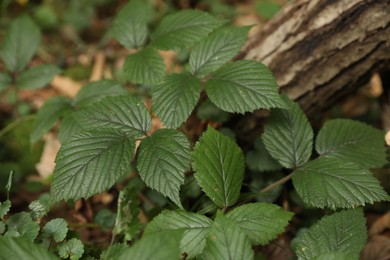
left=0, top=0, right=389, bottom=259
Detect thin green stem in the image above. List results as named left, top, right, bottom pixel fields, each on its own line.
left=260, top=172, right=295, bottom=193
left=0, top=114, right=36, bottom=138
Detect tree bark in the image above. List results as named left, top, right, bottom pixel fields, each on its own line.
left=239, top=0, right=390, bottom=116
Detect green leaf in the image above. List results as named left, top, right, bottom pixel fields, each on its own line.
left=58, top=238, right=84, bottom=260
left=118, top=230, right=183, bottom=260
left=246, top=137, right=282, bottom=172
left=226, top=202, right=293, bottom=245
left=205, top=60, right=285, bottom=113
left=192, top=126, right=244, bottom=208
left=0, top=200, right=11, bottom=219
left=295, top=209, right=367, bottom=259
left=201, top=211, right=253, bottom=260
left=30, top=96, right=72, bottom=143
left=190, top=26, right=250, bottom=78
left=315, top=119, right=387, bottom=168
left=16, top=65, right=61, bottom=90
left=262, top=95, right=313, bottom=168
left=72, top=95, right=152, bottom=138
left=124, top=47, right=165, bottom=85
left=136, top=129, right=191, bottom=207
left=152, top=73, right=201, bottom=128
left=293, top=157, right=389, bottom=209
left=5, top=212, right=39, bottom=241
left=256, top=1, right=281, bottom=19
left=197, top=98, right=230, bottom=123
left=144, top=210, right=213, bottom=258
left=95, top=209, right=116, bottom=229
left=58, top=111, right=83, bottom=143
left=42, top=218, right=68, bottom=243
left=111, top=0, right=152, bottom=49
left=29, top=200, right=49, bottom=219
left=73, top=80, right=127, bottom=107
left=0, top=222, right=5, bottom=235
left=1, top=15, right=41, bottom=72
left=151, top=10, right=224, bottom=50
left=0, top=237, right=58, bottom=260
left=0, top=72, right=11, bottom=90
left=51, top=130, right=135, bottom=203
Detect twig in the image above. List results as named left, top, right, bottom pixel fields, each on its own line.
left=260, top=172, right=295, bottom=193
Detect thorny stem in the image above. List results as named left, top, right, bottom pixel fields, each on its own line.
left=260, top=172, right=295, bottom=193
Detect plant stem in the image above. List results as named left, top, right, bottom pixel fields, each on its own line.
left=0, top=114, right=36, bottom=138
left=260, top=172, right=295, bottom=193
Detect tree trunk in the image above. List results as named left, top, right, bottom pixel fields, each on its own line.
left=239, top=0, right=390, bottom=116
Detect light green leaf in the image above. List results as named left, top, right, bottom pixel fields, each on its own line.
left=118, top=230, right=182, bottom=260
left=29, top=200, right=49, bottom=219
left=144, top=210, right=213, bottom=258
left=192, top=126, right=244, bottom=208
left=295, top=209, right=367, bottom=260
left=1, top=15, right=41, bottom=72
left=136, top=129, right=191, bottom=208
left=151, top=10, right=224, bottom=50
left=0, top=237, right=58, bottom=260
left=293, top=157, right=389, bottom=209
left=190, top=26, right=250, bottom=78
left=124, top=47, right=165, bottom=85
left=201, top=211, right=253, bottom=260
left=111, top=0, right=152, bottom=49
left=226, top=202, right=293, bottom=245
left=262, top=95, right=313, bottom=168
left=246, top=137, right=282, bottom=172
left=5, top=212, right=39, bottom=241
left=313, top=252, right=352, bottom=260
left=316, top=119, right=387, bottom=168
left=58, top=238, right=84, bottom=260
left=16, top=65, right=61, bottom=90
left=205, top=60, right=285, bottom=113
left=42, top=218, right=68, bottom=243
left=256, top=1, right=281, bottom=19
left=0, top=72, right=11, bottom=90
left=100, top=244, right=128, bottom=260
left=152, top=73, right=201, bottom=129
left=30, top=96, right=72, bottom=143
left=72, top=95, right=152, bottom=138
left=58, top=111, right=83, bottom=143
left=73, top=80, right=127, bottom=107
left=51, top=130, right=135, bottom=203
left=0, top=200, right=11, bottom=219
left=0, top=222, right=5, bottom=235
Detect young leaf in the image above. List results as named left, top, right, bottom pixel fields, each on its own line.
left=0, top=72, right=11, bottom=90
left=292, top=157, right=389, bottom=209
left=190, top=26, right=251, bottom=78
left=29, top=200, right=49, bottom=219
left=58, top=111, right=83, bottom=143
left=144, top=210, right=213, bottom=258
left=111, top=0, right=152, bottom=49
left=152, top=73, right=201, bottom=128
left=58, top=238, right=84, bottom=260
left=51, top=130, right=135, bottom=203
left=205, top=60, right=285, bottom=113
left=200, top=211, right=253, bottom=260
left=73, top=80, right=127, bottom=107
left=262, top=95, right=313, bottom=168
left=226, top=202, right=293, bottom=245
left=42, top=218, right=68, bottom=243
left=192, top=126, right=244, bottom=208
left=72, top=95, right=152, bottom=138
left=315, top=119, right=387, bottom=168
left=16, top=65, right=61, bottom=90
left=30, top=96, right=72, bottom=143
left=136, top=129, right=191, bottom=207
left=0, top=200, right=11, bottom=219
left=151, top=10, right=224, bottom=50
left=124, top=47, right=165, bottom=85
left=118, top=230, right=183, bottom=260
left=295, top=209, right=367, bottom=259
left=1, top=15, right=41, bottom=72
left=0, top=237, right=58, bottom=260
left=246, top=137, right=282, bottom=172
left=5, top=212, right=39, bottom=241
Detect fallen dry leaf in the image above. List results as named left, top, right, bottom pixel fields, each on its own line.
left=385, top=131, right=390, bottom=146
left=361, top=235, right=390, bottom=260
left=35, top=132, right=61, bottom=179
left=51, top=75, right=83, bottom=98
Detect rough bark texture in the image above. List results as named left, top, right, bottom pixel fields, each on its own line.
left=239, top=0, right=390, bottom=116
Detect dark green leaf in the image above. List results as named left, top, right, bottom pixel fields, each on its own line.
left=94, top=209, right=116, bottom=229
left=293, top=157, right=389, bottom=209
left=316, top=119, right=387, bottom=168
left=152, top=73, right=201, bottom=128
left=144, top=210, right=212, bottom=258
left=5, top=212, right=39, bottom=241
left=30, top=96, right=72, bottom=143
left=246, top=137, right=282, bottom=172
left=295, top=209, right=367, bottom=259
left=0, top=237, right=58, bottom=260
left=42, top=218, right=68, bottom=243
left=197, top=99, right=230, bottom=123
left=136, top=129, right=191, bottom=207
left=58, top=111, right=83, bottom=143
left=205, top=60, right=285, bottom=113
left=226, top=202, right=293, bottom=245
left=1, top=15, right=41, bottom=72
left=262, top=95, right=313, bottom=168
left=190, top=26, right=250, bottom=78
left=51, top=130, right=135, bottom=203
left=16, top=65, right=61, bottom=90
left=58, top=238, right=84, bottom=260
left=0, top=72, right=11, bottom=90
left=0, top=200, right=11, bottom=219
left=124, top=47, right=165, bottom=84
left=192, top=126, right=244, bottom=208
